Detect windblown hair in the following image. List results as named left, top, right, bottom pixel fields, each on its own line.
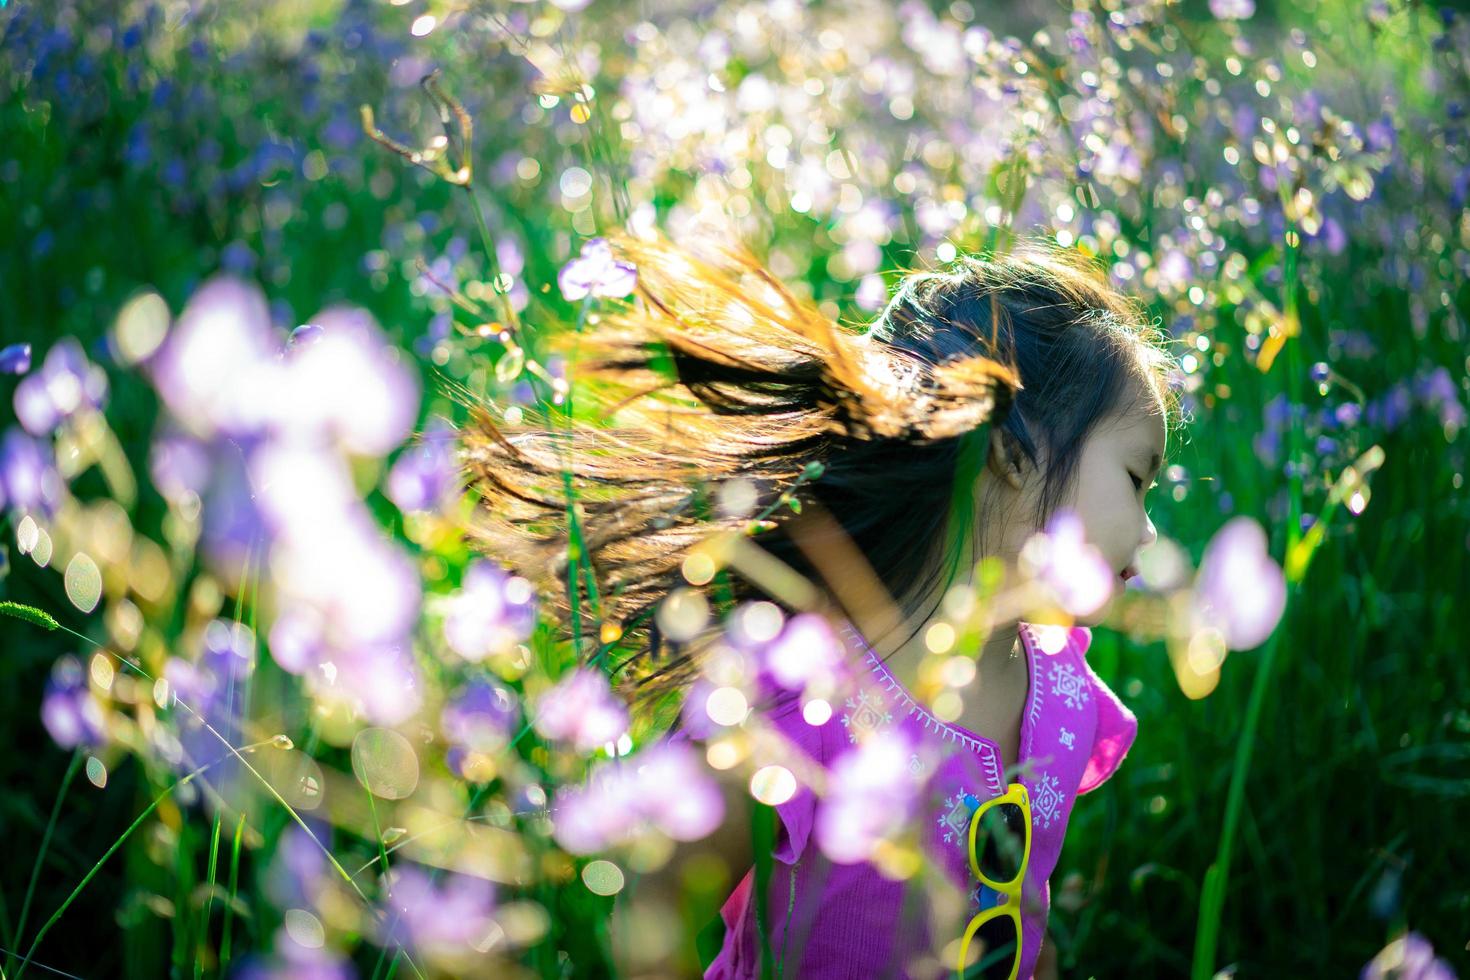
left=456, top=227, right=1180, bottom=712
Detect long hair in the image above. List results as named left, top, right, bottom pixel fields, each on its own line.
left=455, top=227, right=1180, bottom=713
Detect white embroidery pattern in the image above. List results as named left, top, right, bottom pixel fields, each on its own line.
left=840, top=689, right=893, bottom=743
left=1059, top=727, right=1076, bottom=750
left=937, top=790, right=976, bottom=845
left=1031, top=772, right=1066, bottom=830
left=1049, top=661, right=1090, bottom=711
left=908, top=752, right=928, bottom=777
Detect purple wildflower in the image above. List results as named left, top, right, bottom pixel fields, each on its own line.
left=1360, top=931, right=1457, bottom=980
left=816, top=727, right=924, bottom=864
left=441, top=679, right=520, bottom=778
left=1019, top=509, right=1117, bottom=617
left=532, top=668, right=629, bottom=753
left=41, top=655, right=106, bottom=749
left=762, top=613, right=846, bottom=693
left=442, top=559, right=538, bottom=662
left=0, top=342, right=32, bottom=374
left=558, top=237, right=637, bottom=302
left=385, top=418, right=460, bottom=514
left=1209, top=0, right=1255, bottom=20
left=13, top=338, right=109, bottom=436
left=0, top=427, right=65, bottom=518
left=1192, top=517, right=1286, bottom=651
left=379, top=865, right=497, bottom=960
left=551, top=738, right=724, bottom=853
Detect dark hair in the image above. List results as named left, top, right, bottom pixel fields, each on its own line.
left=456, top=228, right=1181, bottom=713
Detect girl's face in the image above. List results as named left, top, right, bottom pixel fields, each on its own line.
left=986, top=388, right=1167, bottom=625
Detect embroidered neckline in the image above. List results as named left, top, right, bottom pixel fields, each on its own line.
left=838, top=621, right=1051, bottom=791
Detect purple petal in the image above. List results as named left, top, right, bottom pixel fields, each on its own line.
left=0, top=343, right=32, bottom=375
left=1193, top=517, right=1286, bottom=650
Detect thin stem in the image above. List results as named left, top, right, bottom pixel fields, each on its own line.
left=195, top=812, right=222, bottom=980
left=1191, top=223, right=1304, bottom=979
left=10, top=752, right=83, bottom=976
left=12, top=743, right=270, bottom=980
left=36, top=621, right=426, bottom=978
left=218, top=814, right=245, bottom=974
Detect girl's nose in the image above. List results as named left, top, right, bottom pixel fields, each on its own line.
left=1141, top=511, right=1158, bottom=549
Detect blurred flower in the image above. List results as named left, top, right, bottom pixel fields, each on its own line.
left=1192, top=517, right=1286, bottom=651
left=1360, top=932, right=1457, bottom=980
left=148, top=428, right=213, bottom=505
left=275, top=306, right=419, bottom=457
left=532, top=667, right=628, bottom=752
left=558, top=237, right=637, bottom=302
left=149, top=276, right=281, bottom=439
left=265, top=823, right=332, bottom=912
left=41, top=654, right=106, bottom=749
left=1208, top=0, right=1255, bottom=19
left=816, top=727, right=922, bottom=864
left=252, top=446, right=422, bottom=650
left=0, top=427, right=65, bottom=518
left=0, top=342, right=32, bottom=374
left=380, top=865, right=496, bottom=959
left=386, top=417, right=460, bottom=514
left=326, top=642, right=422, bottom=726
left=233, top=938, right=357, bottom=980
left=551, top=738, right=724, bottom=853
left=164, top=620, right=257, bottom=786
left=855, top=274, right=889, bottom=311
left=443, top=559, right=538, bottom=662
left=13, top=337, right=108, bottom=436
left=442, top=678, right=520, bottom=778
left=1019, top=509, right=1116, bottom=617
left=762, top=613, right=845, bottom=693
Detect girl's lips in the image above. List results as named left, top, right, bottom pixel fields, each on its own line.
left=1119, top=565, right=1138, bottom=582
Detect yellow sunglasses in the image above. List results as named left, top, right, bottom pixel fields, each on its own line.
left=955, top=781, right=1031, bottom=980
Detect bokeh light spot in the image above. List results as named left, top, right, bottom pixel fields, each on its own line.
left=581, top=859, right=625, bottom=896
left=750, top=765, right=797, bottom=806
left=65, top=552, right=102, bottom=613
left=350, top=727, right=420, bottom=800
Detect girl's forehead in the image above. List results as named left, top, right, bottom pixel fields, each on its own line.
left=1103, top=395, right=1168, bottom=449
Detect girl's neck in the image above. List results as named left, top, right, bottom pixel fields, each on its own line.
left=859, top=611, right=1026, bottom=703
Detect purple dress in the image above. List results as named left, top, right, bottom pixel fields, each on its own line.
left=703, top=620, right=1138, bottom=979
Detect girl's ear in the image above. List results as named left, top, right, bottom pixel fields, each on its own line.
left=987, top=427, right=1027, bottom=491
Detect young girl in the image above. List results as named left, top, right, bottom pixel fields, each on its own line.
left=460, top=226, right=1180, bottom=978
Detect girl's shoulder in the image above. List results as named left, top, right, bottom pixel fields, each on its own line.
left=1047, top=623, right=1137, bottom=796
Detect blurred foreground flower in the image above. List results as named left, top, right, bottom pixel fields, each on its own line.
left=551, top=738, right=724, bottom=854
left=558, top=237, right=637, bottom=301
left=443, top=559, right=538, bottom=662
left=760, top=611, right=846, bottom=694
left=1192, top=516, right=1286, bottom=650
left=386, top=416, right=460, bottom=514
left=1360, top=931, right=1457, bottom=980
left=1020, top=509, right=1116, bottom=617
left=531, top=667, right=628, bottom=752
left=13, top=337, right=108, bottom=436
left=816, top=727, right=923, bottom=864
left=41, top=654, right=106, bottom=749
left=0, top=427, right=64, bottom=518
left=233, top=937, right=357, bottom=980
left=442, top=678, right=520, bottom=780
left=380, top=864, right=497, bottom=961
left=0, top=341, right=32, bottom=374
left=138, top=274, right=429, bottom=724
